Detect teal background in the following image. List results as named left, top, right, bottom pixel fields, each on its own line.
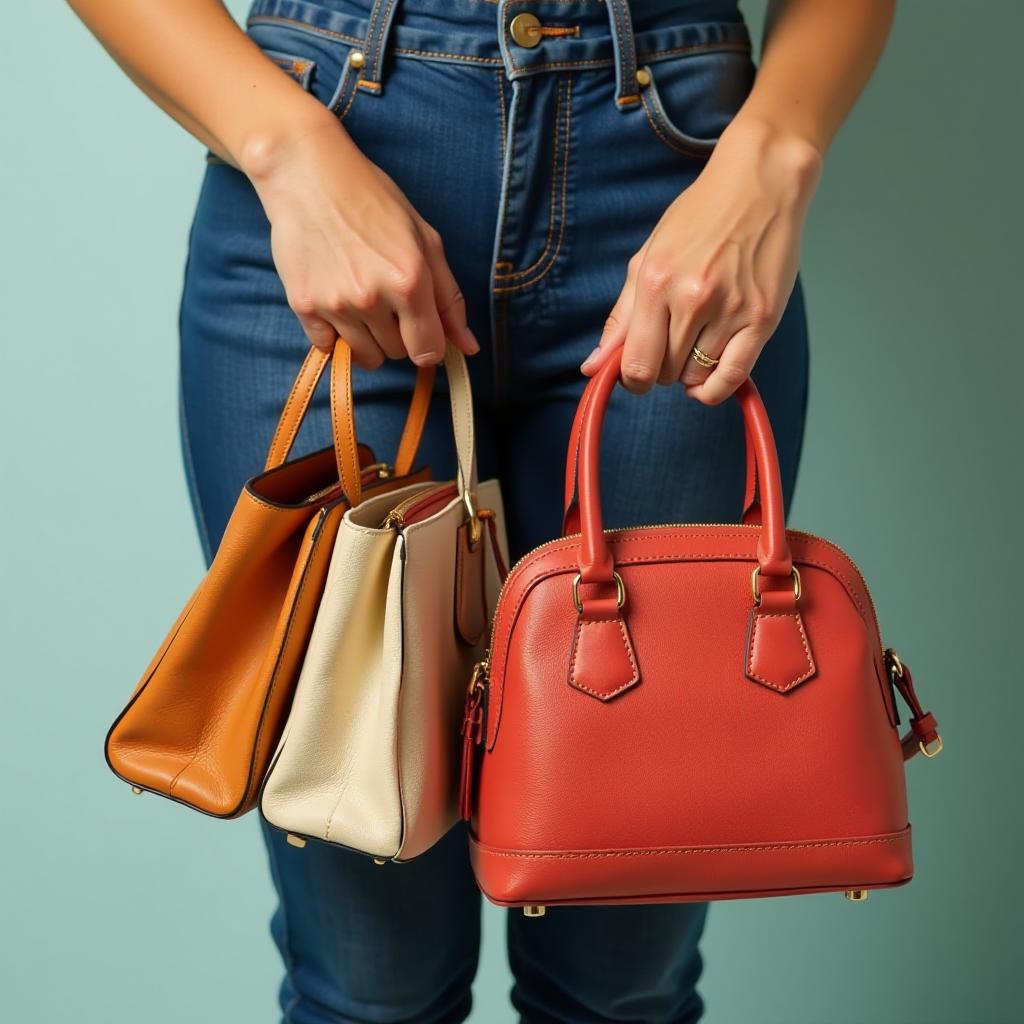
left=3, top=1, right=1020, bottom=1020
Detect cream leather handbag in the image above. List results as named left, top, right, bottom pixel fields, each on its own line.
left=259, top=344, right=508, bottom=862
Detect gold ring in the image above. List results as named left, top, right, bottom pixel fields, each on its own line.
left=690, top=345, right=719, bottom=368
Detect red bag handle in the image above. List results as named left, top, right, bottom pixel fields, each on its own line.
left=567, top=347, right=794, bottom=605
left=562, top=367, right=762, bottom=536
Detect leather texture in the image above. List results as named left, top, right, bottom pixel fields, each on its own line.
left=463, top=348, right=940, bottom=906
left=260, top=345, right=509, bottom=861
left=105, top=340, right=433, bottom=818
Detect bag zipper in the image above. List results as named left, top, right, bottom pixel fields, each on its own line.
left=381, top=482, right=458, bottom=529
left=305, top=461, right=393, bottom=506
left=484, top=521, right=889, bottom=670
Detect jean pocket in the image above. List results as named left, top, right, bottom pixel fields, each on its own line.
left=638, top=47, right=756, bottom=160
left=246, top=16, right=368, bottom=122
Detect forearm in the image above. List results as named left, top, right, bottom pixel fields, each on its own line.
left=730, top=0, right=897, bottom=156
left=65, top=0, right=346, bottom=173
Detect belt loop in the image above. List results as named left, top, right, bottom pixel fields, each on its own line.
left=359, top=0, right=401, bottom=96
left=604, top=0, right=641, bottom=111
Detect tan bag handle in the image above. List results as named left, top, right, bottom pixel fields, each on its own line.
left=264, top=340, right=436, bottom=507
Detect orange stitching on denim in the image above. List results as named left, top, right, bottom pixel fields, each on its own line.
left=369, top=0, right=398, bottom=81
left=494, top=79, right=565, bottom=282
left=247, top=14, right=363, bottom=47
left=393, top=47, right=504, bottom=66
left=495, top=71, right=507, bottom=171
left=358, top=79, right=382, bottom=91
left=640, top=86, right=716, bottom=160
left=493, top=77, right=573, bottom=293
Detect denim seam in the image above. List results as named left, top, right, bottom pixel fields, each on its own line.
left=493, top=78, right=566, bottom=282
left=606, top=0, right=637, bottom=104
left=493, top=76, right=573, bottom=293
left=640, top=83, right=717, bottom=160
left=495, top=71, right=508, bottom=174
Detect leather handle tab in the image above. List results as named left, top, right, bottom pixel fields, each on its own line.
left=571, top=348, right=793, bottom=587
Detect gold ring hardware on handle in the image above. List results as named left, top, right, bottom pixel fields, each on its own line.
left=463, top=488, right=482, bottom=544
left=919, top=735, right=944, bottom=758
left=750, top=565, right=801, bottom=605
left=571, top=571, right=626, bottom=614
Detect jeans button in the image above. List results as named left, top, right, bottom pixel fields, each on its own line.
left=509, top=12, right=542, bottom=48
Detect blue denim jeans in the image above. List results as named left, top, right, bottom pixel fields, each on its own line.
left=178, top=1, right=810, bottom=1021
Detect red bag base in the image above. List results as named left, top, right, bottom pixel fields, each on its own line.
left=469, top=825, right=912, bottom=907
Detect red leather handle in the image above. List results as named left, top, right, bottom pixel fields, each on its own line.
left=571, top=347, right=793, bottom=589
left=562, top=367, right=762, bottom=534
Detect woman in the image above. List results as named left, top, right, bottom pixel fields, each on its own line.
left=70, top=0, right=894, bottom=1020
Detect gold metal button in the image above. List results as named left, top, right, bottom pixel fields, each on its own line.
left=636, top=68, right=651, bottom=88
left=348, top=49, right=366, bottom=69
left=509, top=12, right=542, bottom=48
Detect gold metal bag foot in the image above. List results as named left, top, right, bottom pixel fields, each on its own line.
left=373, top=858, right=387, bottom=865
left=845, top=889, right=869, bottom=902
left=523, top=905, right=546, bottom=917
left=130, top=786, right=144, bottom=795
left=285, top=834, right=307, bottom=849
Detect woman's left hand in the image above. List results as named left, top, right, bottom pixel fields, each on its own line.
left=581, top=119, right=822, bottom=404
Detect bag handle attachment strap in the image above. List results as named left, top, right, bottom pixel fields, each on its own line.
left=565, top=348, right=805, bottom=700
left=885, top=649, right=943, bottom=761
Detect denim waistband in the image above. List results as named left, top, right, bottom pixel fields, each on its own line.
left=246, top=0, right=750, bottom=107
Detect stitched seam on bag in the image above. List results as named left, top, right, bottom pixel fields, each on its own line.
left=569, top=617, right=638, bottom=697
left=493, top=77, right=573, bottom=293
left=746, top=612, right=815, bottom=692
left=475, top=834, right=907, bottom=859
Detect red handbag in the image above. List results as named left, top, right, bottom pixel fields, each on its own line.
left=459, top=348, right=941, bottom=916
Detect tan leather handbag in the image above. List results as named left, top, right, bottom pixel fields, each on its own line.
left=105, top=340, right=434, bottom=818
left=259, top=344, right=509, bottom=861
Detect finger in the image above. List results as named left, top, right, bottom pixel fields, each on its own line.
left=659, top=308, right=711, bottom=386
left=320, top=314, right=387, bottom=370
left=359, top=305, right=406, bottom=361
left=619, top=258, right=675, bottom=394
left=296, top=313, right=338, bottom=354
left=677, top=319, right=732, bottom=387
left=390, top=267, right=447, bottom=367
left=683, top=326, right=763, bottom=406
left=420, top=223, right=479, bottom=356
left=581, top=248, right=646, bottom=375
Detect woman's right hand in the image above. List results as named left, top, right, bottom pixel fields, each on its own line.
left=242, top=114, right=479, bottom=368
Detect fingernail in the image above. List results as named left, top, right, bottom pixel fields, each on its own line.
left=463, top=327, right=480, bottom=354
left=579, top=347, right=601, bottom=371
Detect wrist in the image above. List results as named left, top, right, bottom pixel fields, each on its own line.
left=715, top=115, right=824, bottom=203
left=237, top=104, right=355, bottom=189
